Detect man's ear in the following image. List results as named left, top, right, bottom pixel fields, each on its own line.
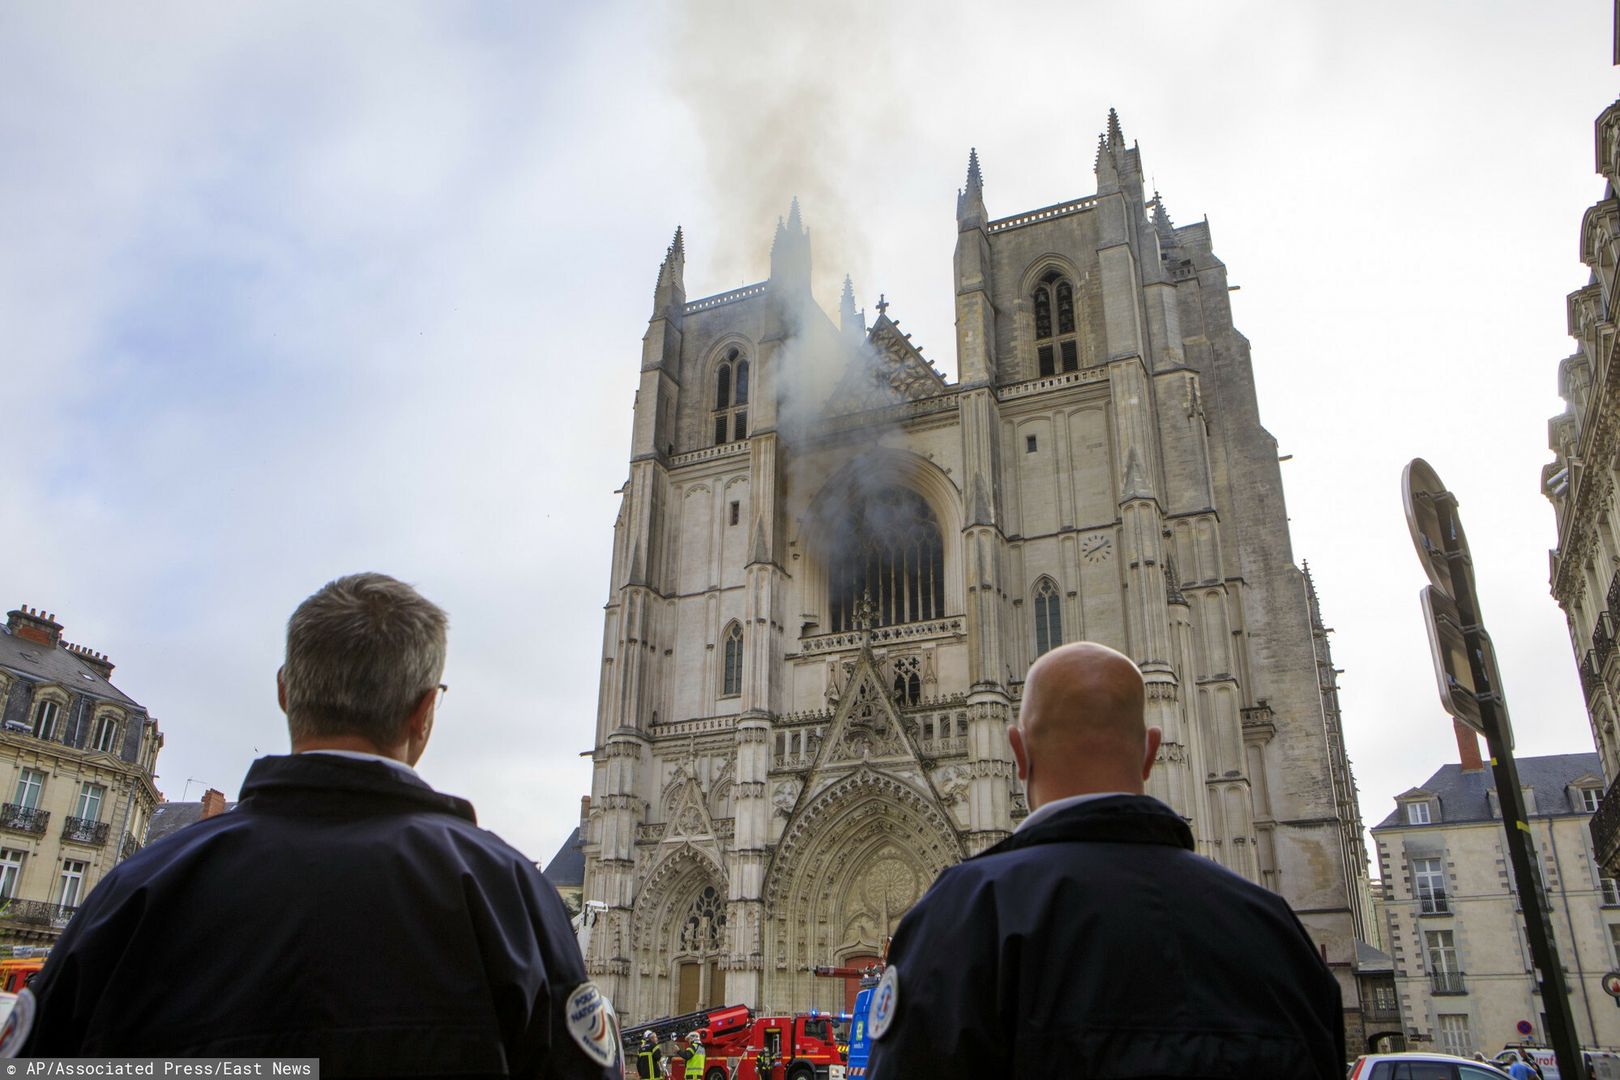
left=277, top=667, right=288, bottom=714
left=402, top=686, right=437, bottom=765
left=1007, top=723, right=1029, bottom=783
left=1142, top=725, right=1163, bottom=781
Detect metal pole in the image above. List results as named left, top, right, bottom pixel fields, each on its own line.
left=1433, top=492, right=1583, bottom=1078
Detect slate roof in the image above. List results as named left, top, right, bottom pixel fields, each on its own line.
left=542, top=827, right=584, bottom=887
left=1372, top=752, right=1602, bottom=829
left=1355, top=939, right=1395, bottom=973
left=0, top=624, right=139, bottom=709
left=146, top=800, right=236, bottom=845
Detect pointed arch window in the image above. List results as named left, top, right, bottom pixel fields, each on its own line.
left=826, top=487, right=945, bottom=632
left=1033, top=269, right=1080, bottom=377
left=713, top=348, right=750, bottom=446
left=721, top=622, right=743, bottom=697
left=1033, top=577, right=1062, bottom=657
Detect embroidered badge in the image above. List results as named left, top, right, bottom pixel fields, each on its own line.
left=0, top=988, right=35, bottom=1057
left=565, top=981, right=619, bottom=1067
left=868, top=965, right=899, bottom=1041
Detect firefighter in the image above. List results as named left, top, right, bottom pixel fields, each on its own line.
left=636, top=1030, right=663, bottom=1079
left=685, top=1030, right=707, bottom=1079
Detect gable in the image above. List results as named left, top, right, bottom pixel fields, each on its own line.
left=824, top=316, right=947, bottom=416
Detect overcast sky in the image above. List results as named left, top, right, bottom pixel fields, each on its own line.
left=2, top=1, right=1615, bottom=873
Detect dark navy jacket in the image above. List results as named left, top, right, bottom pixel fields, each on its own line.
left=866, top=795, right=1345, bottom=1079
left=22, top=754, right=615, bottom=1079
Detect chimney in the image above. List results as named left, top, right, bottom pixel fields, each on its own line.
left=1455, top=720, right=1485, bottom=772
left=62, top=641, right=115, bottom=680
left=199, top=789, right=227, bottom=819
left=6, top=606, right=63, bottom=649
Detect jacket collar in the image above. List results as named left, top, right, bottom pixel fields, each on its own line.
left=237, top=753, right=478, bottom=824
left=978, top=793, right=1193, bottom=859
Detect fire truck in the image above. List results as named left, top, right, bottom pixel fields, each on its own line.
left=621, top=1003, right=845, bottom=1080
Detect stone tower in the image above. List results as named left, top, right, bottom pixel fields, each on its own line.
left=581, top=112, right=1371, bottom=1030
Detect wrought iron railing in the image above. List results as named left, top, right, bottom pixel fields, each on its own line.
left=1608, top=568, right=1620, bottom=623
left=1596, top=613, right=1617, bottom=668
left=0, top=899, right=77, bottom=929
left=62, top=818, right=108, bottom=846
left=1430, top=970, right=1467, bottom=994
left=0, top=805, right=48, bottom=835
left=1592, top=777, right=1620, bottom=874
left=1584, top=651, right=1605, bottom=700
left=120, top=835, right=139, bottom=861
left=1418, top=892, right=1451, bottom=915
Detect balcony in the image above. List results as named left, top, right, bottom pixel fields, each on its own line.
left=0, top=805, right=48, bottom=835
left=1586, top=651, right=1605, bottom=700
left=0, top=899, right=77, bottom=930
left=120, top=835, right=139, bottom=861
left=1608, top=568, right=1620, bottom=623
left=1430, top=970, right=1467, bottom=995
left=1596, top=612, right=1617, bottom=669
left=61, top=817, right=108, bottom=847
left=1594, top=778, right=1620, bottom=875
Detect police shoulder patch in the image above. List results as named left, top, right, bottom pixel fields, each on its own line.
left=565, top=981, right=619, bottom=1067
left=0, top=987, right=35, bottom=1057
left=868, top=965, right=899, bottom=1041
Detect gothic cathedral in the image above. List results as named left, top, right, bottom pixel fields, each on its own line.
left=581, top=112, right=1370, bottom=1026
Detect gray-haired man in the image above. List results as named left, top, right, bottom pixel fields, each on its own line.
left=13, top=573, right=619, bottom=1077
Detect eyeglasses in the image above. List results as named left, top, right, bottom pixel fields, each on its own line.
left=434, top=683, right=448, bottom=704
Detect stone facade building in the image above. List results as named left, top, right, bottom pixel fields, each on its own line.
left=0, top=606, right=163, bottom=944
left=1373, top=744, right=1620, bottom=1057
left=1547, top=94, right=1620, bottom=876
left=580, top=112, right=1372, bottom=1025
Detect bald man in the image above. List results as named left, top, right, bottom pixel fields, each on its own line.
left=866, top=643, right=1344, bottom=1079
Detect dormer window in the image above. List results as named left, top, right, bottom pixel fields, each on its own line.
left=31, top=698, right=60, bottom=741
left=1033, top=270, right=1079, bottom=377
left=713, top=348, right=750, bottom=445
left=1407, top=800, right=1432, bottom=825
left=1582, top=786, right=1602, bottom=813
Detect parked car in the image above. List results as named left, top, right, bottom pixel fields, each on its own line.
left=1348, top=1052, right=1512, bottom=1079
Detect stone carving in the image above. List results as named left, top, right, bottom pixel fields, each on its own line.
left=772, top=780, right=801, bottom=817
left=833, top=676, right=906, bottom=761
left=931, top=764, right=971, bottom=805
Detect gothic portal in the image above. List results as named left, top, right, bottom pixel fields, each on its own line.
left=581, top=111, right=1371, bottom=1023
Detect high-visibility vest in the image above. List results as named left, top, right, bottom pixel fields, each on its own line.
left=637, top=1048, right=657, bottom=1078
left=688, top=1047, right=706, bottom=1076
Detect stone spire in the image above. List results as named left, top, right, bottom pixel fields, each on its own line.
left=839, top=275, right=865, bottom=343
left=957, top=147, right=987, bottom=227
left=651, top=226, right=685, bottom=316
left=770, top=198, right=811, bottom=293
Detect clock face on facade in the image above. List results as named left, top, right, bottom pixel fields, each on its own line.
left=1081, top=534, right=1112, bottom=563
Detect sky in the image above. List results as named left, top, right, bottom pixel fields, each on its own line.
left=0, top=0, right=1615, bottom=874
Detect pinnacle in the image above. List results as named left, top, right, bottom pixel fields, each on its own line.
left=1106, top=107, right=1124, bottom=148
left=966, top=147, right=983, bottom=191
left=670, top=225, right=684, bottom=258
left=786, top=196, right=803, bottom=233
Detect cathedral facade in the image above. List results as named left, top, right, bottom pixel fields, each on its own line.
left=581, top=112, right=1370, bottom=1026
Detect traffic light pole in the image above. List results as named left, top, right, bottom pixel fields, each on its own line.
left=1414, top=477, right=1583, bottom=1077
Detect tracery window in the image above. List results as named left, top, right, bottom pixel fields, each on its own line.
left=713, top=348, right=750, bottom=446
left=1033, top=269, right=1079, bottom=377
left=1033, top=577, right=1062, bottom=656
left=678, top=885, right=727, bottom=954
left=826, top=487, right=945, bottom=632
left=721, top=622, right=743, bottom=697
left=892, top=656, right=921, bottom=706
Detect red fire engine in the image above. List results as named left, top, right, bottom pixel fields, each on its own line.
left=622, top=1003, right=845, bottom=1080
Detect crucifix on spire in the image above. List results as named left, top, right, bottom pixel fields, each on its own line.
left=875, top=294, right=889, bottom=317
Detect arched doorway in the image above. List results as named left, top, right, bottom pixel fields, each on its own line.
left=763, top=767, right=962, bottom=1012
